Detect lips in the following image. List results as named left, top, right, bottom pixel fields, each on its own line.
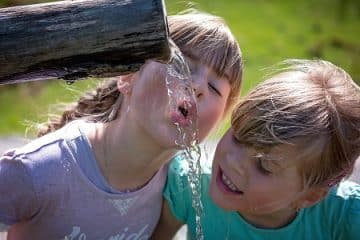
left=216, top=167, right=243, bottom=195
left=170, top=100, right=197, bottom=127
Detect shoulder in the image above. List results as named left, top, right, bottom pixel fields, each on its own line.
left=318, top=181, right=360, bottom=214
left=6, top=133, right=68, bottom=172
left=168, top=152, right=211, bottom=176
left=168, top=153, right=190, bottom=177
left=333, top=181, right=360, bottom=238
left=0, top=148, right=42, bottom=223
left=167, top=153, right=211, bottom=189
left=0, top=121, right=87, bottom=194
left=8, top=120, right=88, bottom=163
left=332, top=181, right=360, bottom=200
left=166, top=154, right=191, bottom=199
left=330, top=181, right=360, bottom=220
left=164, top=152, right=212, bottom=218
left=311, top=181, right=360, bottom=238
left=323, top=181, right=360, bottom=213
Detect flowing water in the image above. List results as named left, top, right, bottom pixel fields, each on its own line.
left=165, top=48, right=204, bottom=240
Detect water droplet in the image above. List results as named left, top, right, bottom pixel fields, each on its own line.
left=66, top=80, right=75, bottom=85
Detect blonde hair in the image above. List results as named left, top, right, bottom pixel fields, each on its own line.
left=231, top=59, right=360, bottom=188
left=37, top=11, right=243, bottom=137
left=168, top=11, right=242, bottom=112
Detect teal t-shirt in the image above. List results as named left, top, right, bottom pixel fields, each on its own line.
left=164, top=155, right=360, bottom=240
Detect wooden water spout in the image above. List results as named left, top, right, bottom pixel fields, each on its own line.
left=0, top=0, right=170, bottom=85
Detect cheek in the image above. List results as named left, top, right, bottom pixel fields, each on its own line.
left=197, top=103, right=226, bottom=140
left=135, top=78, right=168, bottom=107
left=211, top=135, right=231, bottom=169
left=245, top=176, right=299, bottom=212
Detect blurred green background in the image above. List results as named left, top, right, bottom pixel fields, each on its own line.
left=0, top=0, right=359, bottom=138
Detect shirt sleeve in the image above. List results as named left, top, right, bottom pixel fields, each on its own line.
left=163, top=155, right=193, bottom=223
left=0, top=149, right=38, bottom=225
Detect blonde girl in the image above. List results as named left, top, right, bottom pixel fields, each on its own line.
left=157, top=59, right=360, bottom=240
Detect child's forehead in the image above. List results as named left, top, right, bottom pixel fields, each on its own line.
left=183, top=49, right=206, bottom=63
left=184, top=51, right=232, bottom=80
left=263, top=144, right=300, bottom=164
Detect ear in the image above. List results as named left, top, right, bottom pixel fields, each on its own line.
left=117, top=74, right=134, bottom=95
left=295, top=187, right=329, bottom=209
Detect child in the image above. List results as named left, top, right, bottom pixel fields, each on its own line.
left=0, top=12, right=243, bottom=239
left=155, top=59, right=360, bottom=239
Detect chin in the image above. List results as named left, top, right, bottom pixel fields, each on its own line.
left=209, top=177, right=239, bottom=212
left=209, top=188, right=233, bottom=211
left=148, top=123, right=179, bottom=146
left=157, top=137, right=181, bottom=150
left=209, top=180, right=226, bottom=208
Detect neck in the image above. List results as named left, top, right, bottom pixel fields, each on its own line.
left=88, top=119, right=177, bottom=191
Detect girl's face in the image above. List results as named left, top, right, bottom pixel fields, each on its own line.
left=186, top=56, right=231, bottom=142
left=209, top=128, right=305, bottom=225
left=123, top=58, right=230, bottom=148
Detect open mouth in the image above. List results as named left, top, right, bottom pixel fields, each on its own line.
left=178, top=105, right=189, bottom=118
left=171, top=100, right=196, bottom=127
left=217, top=167, right=243, bottom=195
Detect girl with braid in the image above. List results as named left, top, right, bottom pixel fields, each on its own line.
left=0, top=12, right=243, bottom=239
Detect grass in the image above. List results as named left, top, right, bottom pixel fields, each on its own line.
left=0, top=79, right=98, bottom=136
left=0, top=0, right=359, bottom=137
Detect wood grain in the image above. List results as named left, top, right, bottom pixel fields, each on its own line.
left=0, top=0, right=170, bottom=84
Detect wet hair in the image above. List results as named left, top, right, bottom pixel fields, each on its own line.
left=37, top=11, right=243, bottom=137
left=231, top=59, right=360, bottom=188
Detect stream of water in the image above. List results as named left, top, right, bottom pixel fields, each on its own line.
left=165, top=48, right=204, bottom=240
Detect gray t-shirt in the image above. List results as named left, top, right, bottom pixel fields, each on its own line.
left=0, top=121, right=168, bottom=239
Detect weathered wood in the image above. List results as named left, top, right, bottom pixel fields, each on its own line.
left=0, top=0, right=170, bottom=84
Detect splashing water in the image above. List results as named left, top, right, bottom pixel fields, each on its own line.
left=165, top=46, right=204, bottom=240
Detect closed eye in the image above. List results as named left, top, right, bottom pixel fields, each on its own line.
left=209, top=83, right=222, bottom=96
left=256, top=157, right=273, bottom=175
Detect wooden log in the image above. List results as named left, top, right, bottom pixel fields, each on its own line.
left=0, top=0, right=170, bottom=85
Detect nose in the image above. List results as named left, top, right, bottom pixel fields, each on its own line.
left=227, top=156, right=247, bottom=179
left=192, top=67, right=209, bottom=98
left=192, top=81, right=203, bottom=98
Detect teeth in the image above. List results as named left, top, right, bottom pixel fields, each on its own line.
left=221, top=172, right=239, bottom=192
